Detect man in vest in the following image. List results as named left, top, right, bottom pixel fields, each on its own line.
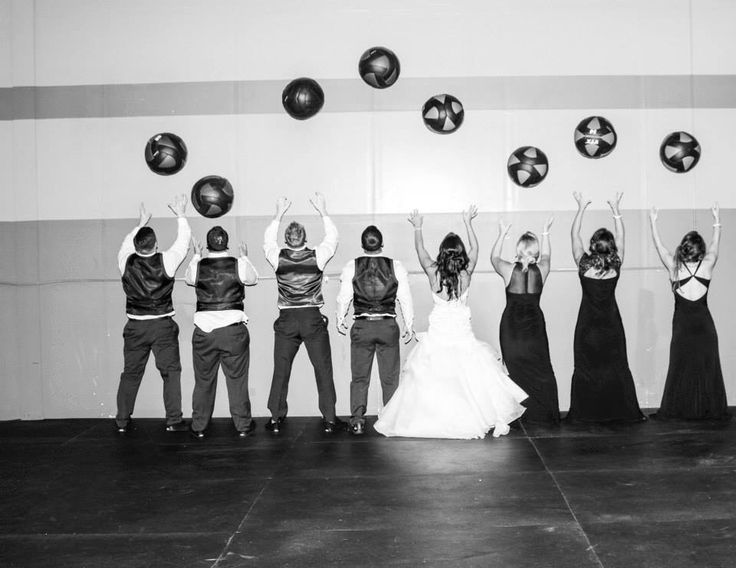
left=185, top=226, right=259, bottom=438
left=336, top=225, right=414, bottom=435
left=263, top=193, right=344, bottom=433
left=116, top=196, right=191, bottom=433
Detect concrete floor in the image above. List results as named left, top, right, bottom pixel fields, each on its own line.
left=1, top=415, right=735, bottom=567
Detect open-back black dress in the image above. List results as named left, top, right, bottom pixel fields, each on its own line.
left=567, top=255, right=644, bottom=422
left=656, top=261, right=729, bottom=420
left=499, top=263, right=560, bottom=424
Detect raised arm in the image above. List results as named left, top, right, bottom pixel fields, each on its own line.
left=117, top=202, right=152, bottom=274
left=310, top=192, right=339, bottom=270
left=184, top=237, right=204, bottom=286
left=263, top=197, right=291, bottom=270
left=162, top=194, right=191, bottom=277
left=648, top=207, right=674, bottom=273
left=607, top=192, right=625, bottom=264
left=237, top=243, right=259, bottom=286
left=538, top=216, right=553, bottom=281
left=571, top=192, right=591, bottom=265
left=408, top=210, right=434, bottom=279
left=463, top=205, right=479, bottom=274
left=490, top=220, right=514, bottom=284
left=704, top=203, right=721, bottom=268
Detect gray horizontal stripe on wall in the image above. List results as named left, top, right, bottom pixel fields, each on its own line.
left=1, top=75, right=735, bottom=120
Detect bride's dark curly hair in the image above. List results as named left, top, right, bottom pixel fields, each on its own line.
left=579, top=228, right=621, bottom=274
left=434, top=232, right=469, bottom=299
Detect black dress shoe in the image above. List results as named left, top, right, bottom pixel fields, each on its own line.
left=189, top=426, right=205, bottom=439
left=238, top=421, right=257, bottom=438
left=265, top=417, right=285, bottom=433
left=323, top=418, right=348, bottom=434
left=165, top=421, right=188, bottom=432
left=116, top=421, right=131, bottom=434
left=351, top=422, right=365, bottom=435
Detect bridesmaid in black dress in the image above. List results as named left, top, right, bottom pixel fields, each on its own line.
left=491, top=217, right=560, bottom=424
left=567, top=192, right=644, bottom=423
left=649, top=204, right=729, bottom=420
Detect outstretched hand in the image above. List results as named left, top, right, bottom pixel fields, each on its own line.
left=573, top=192, right=591, bottom=210
left=309, top=192, right=328, bottom=216
left=275, top=197, right=292, bottom=219
left=543, top=216, right=554, bottom=234
left=607, top=192, right=624, bottom=216
left=138, top=202, right=152, bottom=227
left=462, top=204, right=478, bottom=224
left=191, top=237, right=203, bottom=256
left=168, top=194, right=187, bottom=217
left=408, top=209, right=423, bottom=229
left=649, top=206, right=658, bottom=224
left=712, top=202, right=720, bottom=225
left=498, top=219, right=512, bottom=237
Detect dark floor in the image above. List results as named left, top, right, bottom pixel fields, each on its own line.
left=1, top=415, right=736, bottom=568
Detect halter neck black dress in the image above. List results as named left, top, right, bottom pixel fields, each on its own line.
left=655, top=261, right=729, bottom=420
left=499, top=263, right=560, bottom=423
left=566, top=256, right=644, bottom=422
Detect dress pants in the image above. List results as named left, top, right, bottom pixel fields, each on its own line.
left=191, top=323, right=253, bottom=432
left=349, top=318, right=401, bottom=426
left=116, top=317, right=183, bottom=428
left=267, top=307, right=337, bottom=422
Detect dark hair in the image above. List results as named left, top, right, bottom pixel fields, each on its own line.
left=674, top=231, right=706, bottom=275
left=434, top=232, right=469, bottom=300
left=134, top=227, right=157, bottom=254
left=284, top=222, right=306, bottom=248
left=361, top=225, right=383, bottom=252
left=581, top=228, right=621, bottom=274
left=206, top=226, right=229, bottom=251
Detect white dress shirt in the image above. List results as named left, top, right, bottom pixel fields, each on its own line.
left=118, top=217, right=191, bottom=320
left=336, top=253, right=414, bottom=331
left=184, top=250, right=259, bottom=333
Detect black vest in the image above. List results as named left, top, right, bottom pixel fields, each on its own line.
left=352, top=256, right=398, bottom=315
left=195, top=257, right=245, bottom=312
left=275, top=249, right=324, bottom=308
left=121, top=253, right=174, bottom=316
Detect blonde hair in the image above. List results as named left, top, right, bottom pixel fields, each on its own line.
left=515, top=231, right=540, bottom=272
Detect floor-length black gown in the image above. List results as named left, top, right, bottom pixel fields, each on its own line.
left=567, top=259, right=644, bottom=422
left=656, top=263, right=729, bottom=420
left=499, top=263, right=560, bottom=424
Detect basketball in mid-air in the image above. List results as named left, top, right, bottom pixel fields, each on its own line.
left=359, top=46, right=400, bottom=89
left=191, top=176, right=234, bottom=218
left=144, top=132, right=187, bottom=175
left=422, top=94, right=464, bottom=134
left=660, top=131, right=701, bottom=173
left=282, top=78, right=325, bottom=120
left=574, top=116, right=617, bottom=159
left=507, top=146, right=549, bottom=188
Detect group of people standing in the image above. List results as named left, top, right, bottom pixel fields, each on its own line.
left=114, top=191, right=730, bottom=440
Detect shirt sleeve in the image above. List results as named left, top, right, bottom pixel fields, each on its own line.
left=394, top=260, right=414, bottom=331
left=314, top=215, right=338, bottom=270
left=335, top=260, right=355, bottom=327
left=117, top=225, right=140, bottom=275
left=238, top=256, right=259, bottom=285
left=184, top=254, right=200, bottom=286
left=263, top=219, right=281, bottom=270
left=162, top=217, right=192, bottom=277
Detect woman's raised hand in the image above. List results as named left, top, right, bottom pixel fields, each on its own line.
left=573, top=192, right=591, bottom=210
left=498, top=219, right=512, bottom=237
left=649, top=206, right=658, bottom=224
left=462, top=204, right=478, bottom=224
left=712, top=202, right=720, bottom=225
left=543, top=216, right=554, bottom=234
left=408, top=209, right=423, bottom=229
left=607, top=192, right=624, bottom=216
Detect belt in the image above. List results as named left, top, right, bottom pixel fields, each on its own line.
left=355, top=315, right=395, bottom=321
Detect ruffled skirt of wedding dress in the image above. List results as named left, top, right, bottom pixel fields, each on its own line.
left=374, top=304, right=527, bottom=439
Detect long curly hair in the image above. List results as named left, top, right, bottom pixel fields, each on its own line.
left=581, top=228, right=621, bottom=274
left=674, top=231, right=706, bottom=276
left=434, top=232, right=469, bottom=299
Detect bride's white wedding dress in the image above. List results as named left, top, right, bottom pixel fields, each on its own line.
left=374, top=290, right=527, bottom=439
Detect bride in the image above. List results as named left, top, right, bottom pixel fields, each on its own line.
left=374, top=206, right=527, bottom=439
